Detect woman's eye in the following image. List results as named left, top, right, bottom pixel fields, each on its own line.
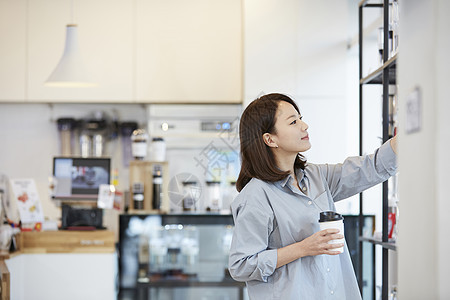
left=290, top=120, right=297, bottom=125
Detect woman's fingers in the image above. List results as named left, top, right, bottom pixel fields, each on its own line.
left=320, top=229, right=340, bottom=235
left=318, top=229, right=343, bottom=242
left=324, top=243, right=345, bottom=254
left=301, top=229, right=345, bottom=256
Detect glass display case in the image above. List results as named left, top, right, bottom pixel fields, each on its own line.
left=118, top=213, right=374, bottom=300
left=118, top=213, right=245, bottom=300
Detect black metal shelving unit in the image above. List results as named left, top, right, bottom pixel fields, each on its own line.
left=358, top=0, right=398, bottom=299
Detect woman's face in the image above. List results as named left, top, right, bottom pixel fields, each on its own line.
left=271, top=101, right=311, bottom=154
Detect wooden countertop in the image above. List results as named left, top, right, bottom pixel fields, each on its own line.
left=6, top=230, right=116, bottom=255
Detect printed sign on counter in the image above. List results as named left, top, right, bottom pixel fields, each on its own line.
left=10, top=178, right=44, bottom=224
left=97, top=184, right=115, bottom=209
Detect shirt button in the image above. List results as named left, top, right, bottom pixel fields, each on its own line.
left=302, top=186, right=307, bottom=191
left=330, top=291, right=334, bottom=295
left=308, top=201, right=312, bottom=205
left=327, top=268, right=330, bottom=272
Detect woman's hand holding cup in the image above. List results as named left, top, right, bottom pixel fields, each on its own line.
left=300, top=229, right=345, bottom=257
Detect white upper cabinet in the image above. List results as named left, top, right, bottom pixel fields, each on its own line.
left=0, top=0, right=27, bottom=101
left=27, top=0, right=134, bottom=102
left=0, top=0, right=242, bottom=103
left=135, top=0, right=243, bottom=103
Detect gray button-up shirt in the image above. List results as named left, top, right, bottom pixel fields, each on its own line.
left=229, top=140, right=397, bottom=300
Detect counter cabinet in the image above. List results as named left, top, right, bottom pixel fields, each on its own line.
left=3, top=230, right=117, bottom=300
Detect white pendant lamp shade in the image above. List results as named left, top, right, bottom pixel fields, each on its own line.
left=45, top=24, right=97, bottom=87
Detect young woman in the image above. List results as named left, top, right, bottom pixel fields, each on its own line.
left=228, top=93, right=397, bottom=299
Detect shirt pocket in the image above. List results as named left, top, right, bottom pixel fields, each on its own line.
left=312, top=190, right=332, bottom=212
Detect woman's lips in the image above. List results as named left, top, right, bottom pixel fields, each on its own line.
left=301, top=135, right=309, bottom=140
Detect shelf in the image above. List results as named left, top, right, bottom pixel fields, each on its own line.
left=360, top=53, right=397, bottom=85
left=359, top=236, right=397, bottom=251
left=136, top=276, right=245, bottom=288
left=133, top=275, right=246, bottom=300
left=359, top=0, right=383, bottom=8
left=122, top=213, right=234, bottom=226
left=129, top=161, right=170, bottom=213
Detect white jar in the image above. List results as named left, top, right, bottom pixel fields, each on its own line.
left=206, top=181, right=222, bottom=212
left=150, top=137, right=166, bottom=162
left=131, top=129, right=148, bottom=160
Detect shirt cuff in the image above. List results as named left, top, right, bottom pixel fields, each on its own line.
left=258, top=249, right=278, bottom=282
left=378, top=139, right=398, bottom=176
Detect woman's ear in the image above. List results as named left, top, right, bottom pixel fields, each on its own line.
left=263, top=133, right=278, bottom=148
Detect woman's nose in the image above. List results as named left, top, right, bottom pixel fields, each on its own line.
left=301, top=121, right=309, bottom=131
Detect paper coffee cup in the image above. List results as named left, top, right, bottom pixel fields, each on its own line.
left=318, top=211, right=345, bottom=254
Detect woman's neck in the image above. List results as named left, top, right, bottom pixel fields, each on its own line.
left=275, top=152, right=297, bottom=178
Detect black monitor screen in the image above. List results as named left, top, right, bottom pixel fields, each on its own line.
left=53, top=157, right=111, bottom=200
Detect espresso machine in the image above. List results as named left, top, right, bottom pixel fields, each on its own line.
left=79, top=112, right=109, bottom=157
left=56, top=111, right=118, bottom=158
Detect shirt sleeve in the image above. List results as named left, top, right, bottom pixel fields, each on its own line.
left=228, top=190, right=278, bottom=283
left=318, top=138, right=398, bottom=201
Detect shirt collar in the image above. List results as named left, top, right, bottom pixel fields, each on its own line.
left=278, top=167, right=306, bottom=188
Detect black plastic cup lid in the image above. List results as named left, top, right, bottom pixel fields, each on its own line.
left=319, top=211, right=343, bottom=222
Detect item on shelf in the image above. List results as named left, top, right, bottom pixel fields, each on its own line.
left=389, top=0, right=399, bottom=56
left=56, top=118, right=76, bottom=156
left=150, top=137, right=166, bottom=162
left=388, top=28, right=394, bottom=58
left=378, top=27, right=384, bottom=65
left=182, top=181, right=200, bottom=212
left=0, top=224, right=20, bottom=251
left=164, top=224, right=184, bottom=275
left=389, top=285, right=398, bottom=300
left=388, top=201, right=397, bottom=240
left=388, top=173, right=399, bottom=241
left=388, top=93, right=398, bottom=138
left=133, top=182, right=145, bottom=210
left=138, top=234, right=150, bottom=282
left=131, top=129, right=149, bottom=160
left=152, top=167, right=163, bottom=210
left=119, top=122, right=138, bottom=166
left=180, top=226, right=199, bottom=275
left=205, top=181, right=222, bottom=212
left=318, top=211, right=345, bottom=254
left=149, top=229, right=168, bottom=275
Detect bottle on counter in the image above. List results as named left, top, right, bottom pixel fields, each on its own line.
left=206, top=181, right=222, bottom=212
left=133, top=182, right=145, bottom=210
left=131, top=129, right=149, bottom=160
left=150, top=137, right=166, bottom=162
left=182, top=181, right=199, bottom=212
left=152, top=167, right=163, bottom=210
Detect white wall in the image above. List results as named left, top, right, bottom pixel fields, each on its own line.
left=244, top=0, right=356, bottom=164
left=398, top=0, right=450, bottom=299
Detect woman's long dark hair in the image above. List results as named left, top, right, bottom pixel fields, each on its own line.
left=236, top=93, right=307, bottom=192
